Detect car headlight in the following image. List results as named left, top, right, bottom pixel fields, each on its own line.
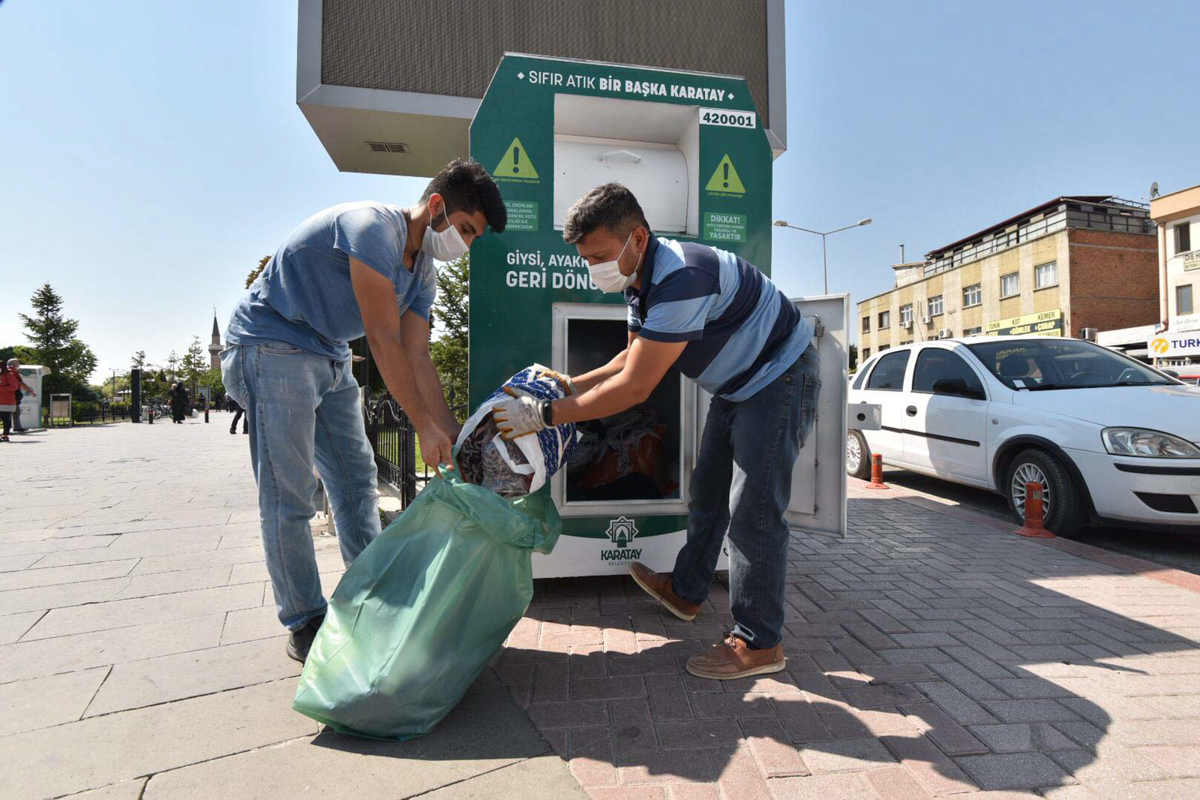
left=1102, top=428, right=1200, bottom=458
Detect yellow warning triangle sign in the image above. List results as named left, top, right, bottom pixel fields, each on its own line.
left=705, top=154, right=745, bottom=194
left=493, top=137, right=539, bottom=179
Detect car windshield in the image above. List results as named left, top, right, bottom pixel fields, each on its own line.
left=966, top=339, right=1176, bottom=391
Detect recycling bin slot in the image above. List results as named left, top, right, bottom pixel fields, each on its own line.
left=551, top=302, right=693, bottom=519
left=564, top=317, right=682, bottom=503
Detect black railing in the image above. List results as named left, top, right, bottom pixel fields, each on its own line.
left=48, top=402, right=133, bottom=426
left=365, top=392, right=423, bottom=507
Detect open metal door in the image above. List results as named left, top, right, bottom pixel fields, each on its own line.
left=693, top=294, right=850, bottom=538
left=784, top=294, right=849, bottom=538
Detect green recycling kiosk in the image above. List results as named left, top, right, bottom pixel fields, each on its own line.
left=469, top=55, right=848, bottom=578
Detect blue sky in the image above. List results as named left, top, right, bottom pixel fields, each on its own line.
left=2, top=1, right=1198, bottom=380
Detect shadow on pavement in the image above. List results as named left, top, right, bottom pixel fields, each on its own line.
left=482, top=495, right=1200, bottom=793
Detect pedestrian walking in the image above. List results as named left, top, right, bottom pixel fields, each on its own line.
left=229, top=397, right=248, bottom=434
left=169, top=382, right=189, bottom=423
left=5, top=358, right=35, bottom=433
left=1, top=359, right=35, bottom=442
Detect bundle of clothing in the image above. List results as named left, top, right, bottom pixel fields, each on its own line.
left=568, top=407, right=678, bottom=498
left=455, top=365, right=579, bottom=497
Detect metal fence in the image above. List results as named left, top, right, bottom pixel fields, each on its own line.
left=364, top=390, right=464, bottom=509
left=364, top=391, right=425, bottom=507
left=48, top=401, right=133, bottom=427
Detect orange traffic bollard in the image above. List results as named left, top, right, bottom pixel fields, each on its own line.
left=1014, top=481, right=1054, bottom=538
left=864, top=453, right=889, bottom=490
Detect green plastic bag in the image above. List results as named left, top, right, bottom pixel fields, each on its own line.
left=292, top=475, right=560, bottom=740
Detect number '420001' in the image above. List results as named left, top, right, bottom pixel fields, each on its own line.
left=700, top=108, right=756, bottom=129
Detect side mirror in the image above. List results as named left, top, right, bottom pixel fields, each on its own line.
left=1162, top=369, right=1180, bottom=379
left=932, top=378, right=985, bottom=400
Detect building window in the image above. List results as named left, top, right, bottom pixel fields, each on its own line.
left=1179, top=284, right=1195, bottom=316
left=862, top=316, right=870, bottom=333
left=879, top=344, right=890, bottom=351
left=963, top=283, right=982, bottom=308
left=1001, top=272, right=1020, bottom=298
left=1035, top=261, right=1058, bottom=290
left=928, top=295, right=944, bottom=317
left=964, top=326, right=983, bottom=337
left=1176, top=223, right=1192, bottom=255
left=899, top=304, right=913, bottom=327
left=878, top=310, right=891, bottom=329
left=861, top=347, right=870, bottom=360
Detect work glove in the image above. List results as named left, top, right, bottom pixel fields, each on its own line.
left=493, top=386, right=549, bottom=440
left=539, top=368, right=577, bottom=397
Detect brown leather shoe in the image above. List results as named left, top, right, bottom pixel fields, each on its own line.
left=629, top=562, right=699, bottom=621
left=686, top=634, right=786, bottom=680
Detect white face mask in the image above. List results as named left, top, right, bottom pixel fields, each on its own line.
left=421, top=202, right=469, bottom=261
left=588, top=232, right=642, bottom=293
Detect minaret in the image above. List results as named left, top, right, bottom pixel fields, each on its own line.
left=208, top=308, right=222, bottom=370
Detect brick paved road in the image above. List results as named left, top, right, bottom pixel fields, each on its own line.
left=500, top=483, right=1200, bottom=798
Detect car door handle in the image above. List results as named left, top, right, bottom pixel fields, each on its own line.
left=905, top=405, right=917, bottom=417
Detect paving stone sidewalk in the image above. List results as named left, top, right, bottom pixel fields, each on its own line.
left=0, top=420, right=583, bottom=800
left=500, top=484, right=1200, bottom=799
left=5, top=420, right=1200, bottom=799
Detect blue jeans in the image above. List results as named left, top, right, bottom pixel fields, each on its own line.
left=672, top=344, right=821, bottom=649
left=221, top=342, right=381, bottom=630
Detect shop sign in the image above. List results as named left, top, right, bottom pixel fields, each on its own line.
left=1147, top=333, right=1200, bottom=358
left=1182, top=251, right=1200, bottom=272
left=985, top=309, right=1064, bottom=337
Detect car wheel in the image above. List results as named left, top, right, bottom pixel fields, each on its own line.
left=847, top=430, right=872, bottom=480
left=1005, top=448, right=1083, bottom=536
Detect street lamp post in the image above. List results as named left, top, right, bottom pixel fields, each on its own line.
left=773, top=217, right=873, bottom=294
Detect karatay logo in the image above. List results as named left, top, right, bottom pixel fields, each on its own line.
left=606, top=516, right=637, bottom=547
left=601, top=517, right=641, bottom=563
left=1152, top=337, right=1170, bottom=354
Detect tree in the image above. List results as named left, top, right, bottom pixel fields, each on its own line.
left=849, top=343, right=858, bottom=372
left=18, top=283, right=99, bottom=403
left=131, top=350, right=146, bottom=370
left=100, top=372, right=131, bottom=401
left=200, top=367, right=225, bottom=401
left=429, top=253, right=469, bottom=418
left=182, top=336, right=207, bottom=396
left=19, top=283, right=97, bottom=381
left=166, top=350, right=181, bottom=381
left=246, top=255, right=271, bottom=289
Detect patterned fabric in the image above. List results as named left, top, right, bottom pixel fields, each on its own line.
left=457, top=366, right=579, bottom=496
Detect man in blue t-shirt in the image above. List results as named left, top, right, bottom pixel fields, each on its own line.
left=496, top=183, right=821, bottom=681
left=223, top=159, right=506, bottom=662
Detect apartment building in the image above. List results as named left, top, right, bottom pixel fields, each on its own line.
left=857, top=196, right=1158, bottom=360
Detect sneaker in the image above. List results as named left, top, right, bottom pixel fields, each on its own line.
left=686, top=633, right=786, bottom=680
left=286, top=612, right=326, bottom=663
left=629, top=562, right=699, bottom=621
left=229, top=429, right=237, bottom=435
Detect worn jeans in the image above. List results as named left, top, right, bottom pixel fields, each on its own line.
left=221, top=342, right=381, bottom=630
left=672, top=344, right=821, bottom=649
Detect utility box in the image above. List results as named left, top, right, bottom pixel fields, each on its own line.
left=16, top=365, right=50, bottom=431
left=469, top=55, right=847, bottom=578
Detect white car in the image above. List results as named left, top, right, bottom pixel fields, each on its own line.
left=847, top=336, right=1200, bottom=534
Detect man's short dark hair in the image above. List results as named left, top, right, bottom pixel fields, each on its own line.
left=422, top=158, right=507, bottom=233
left=562, top=183, right=649, bottom=244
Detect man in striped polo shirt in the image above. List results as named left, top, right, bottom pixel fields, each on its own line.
left=495, top=183, right=822, bottom=680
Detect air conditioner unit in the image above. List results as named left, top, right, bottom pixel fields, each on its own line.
left=938, top=329, right=953, bottom=339
left=902, top=320, right=913, bottom=329
left=1080, top=327, right=1098, bottom=342
left=921, top=315, right=931, bottom=325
